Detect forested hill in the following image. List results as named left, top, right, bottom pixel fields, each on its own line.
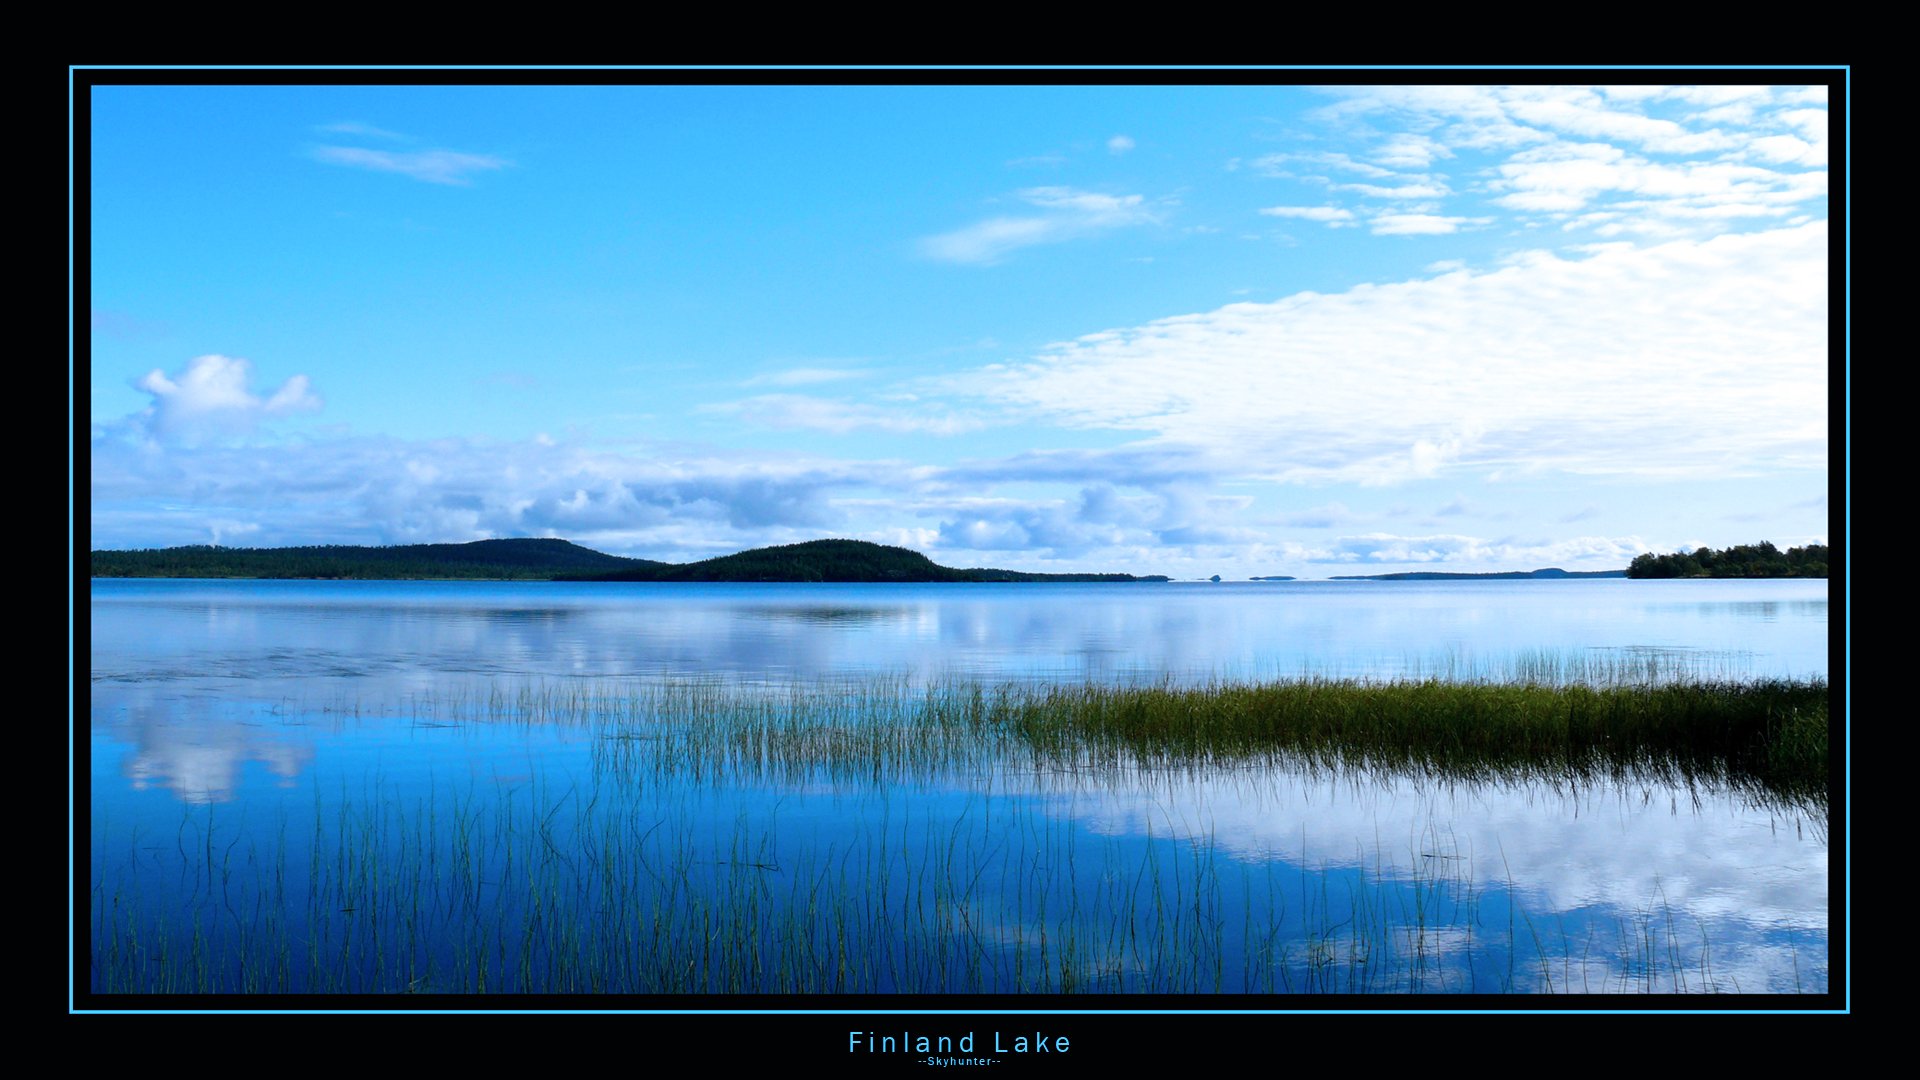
left=567, top=539, right=1167, bottom=582
left=90, top=539, right=665, bottom=580
left=1625, top=542, right=1829, bottom=579
left=90, top=538, right=1167, bottom=583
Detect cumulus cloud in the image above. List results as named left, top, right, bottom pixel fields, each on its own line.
left=926, top=481, right=1263, bottom=555
left=311, top=145, right=511, bottom=185
left=90, top=430, right=885, bottom=552
left=132, top=354, right=320, bottom=440
left=92, top=420, right=1281, bottom=567
left=921, top=186, right=1162, bottom=264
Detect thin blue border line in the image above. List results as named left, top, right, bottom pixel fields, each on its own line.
left=1842, top=67, right=1851, bottom=1008
left=68, top=70, right=77, bottom=1016
left=67, top=64, right=1850, bottom=71
left=72, top=68, right=1846, bottom=1016
left=71, top=999, right=1827, bottom=1006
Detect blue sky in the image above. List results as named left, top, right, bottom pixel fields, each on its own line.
left=88, top=81, right=1834, bottom=576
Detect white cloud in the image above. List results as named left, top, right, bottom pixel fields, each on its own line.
left=1368, top=213, right=1488, bottom=236
left=1748, top=135, right=1821, bottom=166
left=91, top=430, right=885, bottom=550
left=1495, top=88, right=1739, bottom=154
left=1334, top=180, right=1452, bottom=200
left=919, top=186, right=1160, bottom=264
left=957, top=222, right=1829, bottom=483
left=1749, top=107, right=1831, bottom=167
left=1489, top=140, right=1826, bottom=221
left=1258, top=205, right=1354, bottom=224
left=1661, top=85, right=1775, bottom=107
left=1596, top=85, right=1672, bottom=101
left=1307, top=85, right=1828, bottom=238
left=1019, top=187, right=1147, bottom=215
left=918, top=482, right=1264, bottom=555
left=132, top=355, right=321, bottom=440
left=1371, top=133, right=1452, bottom=170
left=1779, top=108, right=1829, bottom=142
left=311, top=145, right=511, bottom=185
left=1107, top=134, right=1136, bottom=155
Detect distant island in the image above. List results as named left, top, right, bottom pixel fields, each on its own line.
left=1625, top=542, right=1829, bottom=579
left=85, top=537, right=1835, bottom=583
left=562, top=539, right=1167, bottom=583
left=89, top=538, right=1170, bottom=584
left=1331, top=568, right=1627, bottom=581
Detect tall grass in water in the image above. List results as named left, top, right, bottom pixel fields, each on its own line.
left=90, top=670, right=1828, bottom=994
left=999, top=678, right=1828, bottom=803
left=91, top=774, right=1806, bottom=994
left=389, top=671, right=1827, bottom=802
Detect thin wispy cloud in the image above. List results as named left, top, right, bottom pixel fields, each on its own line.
left=1251, top=152, right=1395, bottom=179
left=1107, top=134, right=1136, bottom=155
left=706, top=394, right=986, bottom=436
left=920, top=186, right=1161, bottom=265
left=741, top=366, right=873, bottom=388
left=315, top=121, right=408, bottom=141
left=1259, top=205, right=1355, bottom=224
left=1334, top=179, right=1452, bottom=200
left=311, top=145, right=511, bottom=186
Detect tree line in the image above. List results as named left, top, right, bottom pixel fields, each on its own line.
left=1625, top=542, right=1829, bottom=579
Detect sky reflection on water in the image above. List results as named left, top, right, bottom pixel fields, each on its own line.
left=87, top=579, right=1831, bottom=993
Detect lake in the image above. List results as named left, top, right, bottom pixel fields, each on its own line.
left=86, top=578, right=1832, bottom=995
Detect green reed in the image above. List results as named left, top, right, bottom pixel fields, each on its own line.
left=90, top=668, right=1829, bottom=995
left=91, top=771, right=1804, bottom=994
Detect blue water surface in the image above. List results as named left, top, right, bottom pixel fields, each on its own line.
left=87, top=579, right=1831, bottom=995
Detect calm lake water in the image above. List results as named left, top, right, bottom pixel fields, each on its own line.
left=87, top=579, right=1831, bottom=995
